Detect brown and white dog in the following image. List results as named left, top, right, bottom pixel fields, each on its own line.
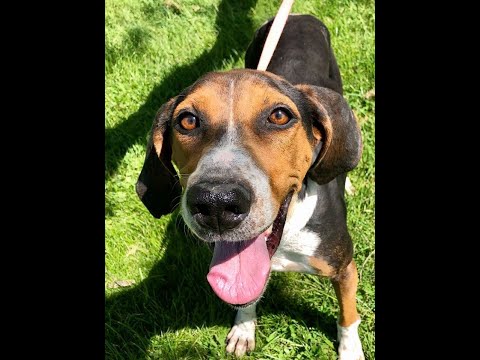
left=136, top=15, right=364, bottom=359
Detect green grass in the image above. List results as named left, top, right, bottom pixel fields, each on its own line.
left=105, top=0, right=375, bottom=359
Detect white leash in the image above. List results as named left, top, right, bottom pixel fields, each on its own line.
left=256, top=0, right=295, bottom=71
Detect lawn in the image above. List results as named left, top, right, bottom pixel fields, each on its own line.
left=105, top=0, right=375, bottom=359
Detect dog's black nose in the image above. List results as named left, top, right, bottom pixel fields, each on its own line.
left=187, top=183, right=251, bottom=233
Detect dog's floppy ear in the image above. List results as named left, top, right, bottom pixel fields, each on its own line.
left=296, top=85, right=363, bottom=184
left=136, top=97, right=182, bottom=218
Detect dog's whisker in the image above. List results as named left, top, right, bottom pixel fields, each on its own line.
left=170, top=194, right=183, bottom=206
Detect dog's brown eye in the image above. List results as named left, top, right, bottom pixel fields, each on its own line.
left=179, top=114, right=199, bottom=131
left=268, top=109, right=290, bottom=125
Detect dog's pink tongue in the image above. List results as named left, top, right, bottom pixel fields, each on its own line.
left=207, top=232, right=270, bottom=305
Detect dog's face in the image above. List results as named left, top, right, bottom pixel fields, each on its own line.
left=173, top=70, right=314, bottom=242
left=136, top=69, right=362, bottom=306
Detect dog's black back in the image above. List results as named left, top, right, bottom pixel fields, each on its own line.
left=245, top=15, right=343, bottom=95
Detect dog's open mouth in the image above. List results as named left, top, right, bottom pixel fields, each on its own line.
left=206, top=192, right=293, bottom=306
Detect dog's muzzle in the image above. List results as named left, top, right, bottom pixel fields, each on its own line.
left=182, top=157, right=292, bottom=307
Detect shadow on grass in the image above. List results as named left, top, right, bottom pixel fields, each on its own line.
left=105, top=213, right=225, bottom=358
left=105, top=0, right=259, bottom=180
left=105, top=212, right=337, bottom=358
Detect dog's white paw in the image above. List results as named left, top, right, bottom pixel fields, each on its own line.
left=337, top=319, right=364, bottom=360
left=226, top=305, right=257, bottom=357
left=226, top=320, right=256, bottom=357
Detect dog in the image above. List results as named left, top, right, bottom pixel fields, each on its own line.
left=136, top=14, right=364, bottom=359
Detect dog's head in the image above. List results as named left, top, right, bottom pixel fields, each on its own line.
left=136, top=69, right=362, bottom=306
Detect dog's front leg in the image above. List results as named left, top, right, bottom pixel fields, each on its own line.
left=226, top=303, right=257, bottom=357
left=331, top=260, right=365, bottom=360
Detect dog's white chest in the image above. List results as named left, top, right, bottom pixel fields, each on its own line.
left=271, top=179, right=322, bottom=274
